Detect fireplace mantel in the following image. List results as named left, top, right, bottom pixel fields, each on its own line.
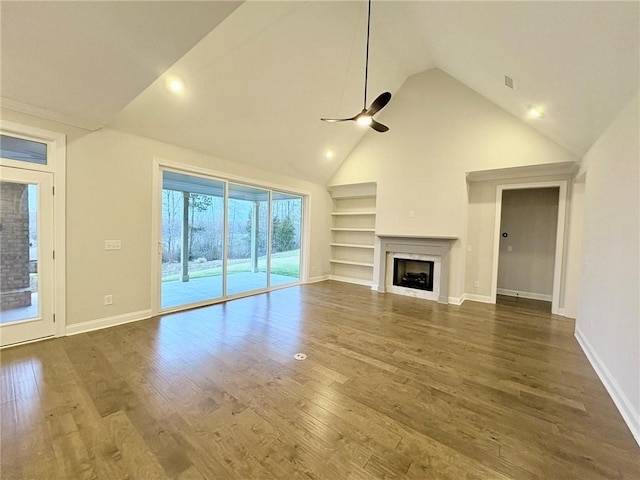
left=375, top=235, right=457, bottom=303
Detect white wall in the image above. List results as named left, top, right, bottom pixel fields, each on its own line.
left=497, top=188, right=559, bottom=298
left=575, top=93, right=640, bottom=444
left=330, top=68, right=578, bottom=300
left=58, top=128, right=330, bottom=327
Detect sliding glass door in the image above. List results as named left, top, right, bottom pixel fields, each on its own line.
left=226, top=184, right=269, bottom=296
left=270, top=192, right=302, bottom=286
left=160, top=169, right=305, bottom=310
left=161, top=171, right=225, bottom=309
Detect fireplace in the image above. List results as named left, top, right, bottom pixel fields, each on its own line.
left=393, top=258, right=434, bottom=291
left=375, top=235, right=457, bottom=303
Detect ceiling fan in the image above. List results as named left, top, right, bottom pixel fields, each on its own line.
left=321, top=0, right=391, bottom=133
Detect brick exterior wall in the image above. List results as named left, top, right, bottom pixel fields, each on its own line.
left=0, top=182, right=32, bottom=311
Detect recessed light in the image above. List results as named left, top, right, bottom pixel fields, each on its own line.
left=166, top=77, right=184, bottom=93
left=528, top=106, right=544, bottom=118
left=325, top=150, right=335, bottom=159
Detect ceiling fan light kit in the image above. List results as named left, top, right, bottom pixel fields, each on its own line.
left=321, top=0, right=391, bottom=133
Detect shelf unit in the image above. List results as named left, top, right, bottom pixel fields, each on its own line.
left=327, top=182, right=377, bottom=286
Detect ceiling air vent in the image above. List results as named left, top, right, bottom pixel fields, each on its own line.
left=504, top=75, right=514, bottom=89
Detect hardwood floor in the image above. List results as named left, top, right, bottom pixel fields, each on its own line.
left=1, top=281, right=638, bottom=479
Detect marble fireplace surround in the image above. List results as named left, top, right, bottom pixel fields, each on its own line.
left=375, top=235, right=457, bottom=304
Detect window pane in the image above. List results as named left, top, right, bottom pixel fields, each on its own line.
left=161, top=171, right=225, bottom=309
left=0, top=135, right=47, bottom=165
left=270, top=192, right=302, bottom=286
left=0, top=182, right=39, bottom=323
left=227, top=183, right=269, bottom=296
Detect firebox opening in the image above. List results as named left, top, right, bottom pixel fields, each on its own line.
left=392, top=258, right=434, bottom=291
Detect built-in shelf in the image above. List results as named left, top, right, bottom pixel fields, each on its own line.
left=330, top=243, right=375, bottom=249
left=328, top=183, right=377, bottom=286
left=331, top=211, right=376, bottom=216
left=329, top=259, right=374, bottom=267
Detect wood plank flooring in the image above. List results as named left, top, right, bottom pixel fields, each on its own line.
left=1, top=282, right=638, bottom=479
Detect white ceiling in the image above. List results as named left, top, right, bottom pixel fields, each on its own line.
left=0, top=1, right=242, bottom=129
left=2, top=1, right=638, bottom=185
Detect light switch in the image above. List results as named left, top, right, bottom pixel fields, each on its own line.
left=507, top=245, right=513, bottom=252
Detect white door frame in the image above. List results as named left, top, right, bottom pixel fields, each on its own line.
left=490, top=180, right=568, bottom=315
left=0, top=121, right=66, bottom=342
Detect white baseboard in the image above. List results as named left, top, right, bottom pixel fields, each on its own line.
left=448, top=294, right=465, bottom=305
left=497, top=288, right=552, bottom=302
left=307, top=274, right=330, bottom=284
left=464, top=293, right=494, bottom=304
left=329, top=275, right=373, bottom=287
left=66, top=309, right=152, bottom=336
left=575, top=328, right=640, bottom=447
left=370, top=284, right=379, bottom=291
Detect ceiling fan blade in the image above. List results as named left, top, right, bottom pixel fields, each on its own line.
left=370, top=119, right=389, bottom=133
left=366, top=92, right=391, bottom=116
left=321, top=117, right=354, bottom=123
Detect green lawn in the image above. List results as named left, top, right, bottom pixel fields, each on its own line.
left=162, top=249, right=300, bottom=282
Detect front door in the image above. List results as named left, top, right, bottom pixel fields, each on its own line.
left=0, top=166, right=54, bottom=346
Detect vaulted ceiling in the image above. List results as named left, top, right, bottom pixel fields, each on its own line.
left=2, top=1, right=638, bottom=184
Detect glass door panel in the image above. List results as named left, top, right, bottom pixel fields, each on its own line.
left=161, top=171, right=225, bottom=309
left=226, top=184, right=269, bottom=296
left=270, top=192, right=302, bottom=286
left=0, top=167, right=54, bottom=346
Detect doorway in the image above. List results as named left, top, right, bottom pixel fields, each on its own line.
left=491, top=181, right=568, bottom=315
left=0, top=167, right=55, bottom=346
left=0, top=125, right=65, bottom=347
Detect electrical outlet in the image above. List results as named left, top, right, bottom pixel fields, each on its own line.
left=104, top=294, right=113, bottom=305
left=507, top=245, right=513, bottom=252
left=311, top=265, right=316, bottom=272
left=408, top=211, right=415, bottom=218
left=474, top=280, right=480, bottom=288
left=466, top=245, right=472, bottom=252
left=105, top=240, right=122, bottom=250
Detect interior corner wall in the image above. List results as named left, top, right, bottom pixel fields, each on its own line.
left=64, top=128, right=331, bottom=327
left=575, top=93, right=640, bottom=443
left=329, top=68, right=578, bottom=300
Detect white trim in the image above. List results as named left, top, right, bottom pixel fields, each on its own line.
left=301, top=192, right=311, bottom=283
left=329, top=275, right=373, bottom=287
left=464, top=293, right=494, bottom=304
left=1, top=97, right=100, bottom=131
left=65, top=309, right=152, bottom=336
left=575, top=328, right=640, bottom=447
left=52, top=130, right=66, bottom=338
left=308, top=275, right=330, bottom=283
left=496, top=288, right=552, bottom=302
left=448, top=294, right=465, bottom=305
left=466, top=162, right=578, bottom=183
left=150, top=161, right=161, bottom=317
left=0, top=121, right=67, bottom=339
left=491, top=181, right=567, bottom=315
